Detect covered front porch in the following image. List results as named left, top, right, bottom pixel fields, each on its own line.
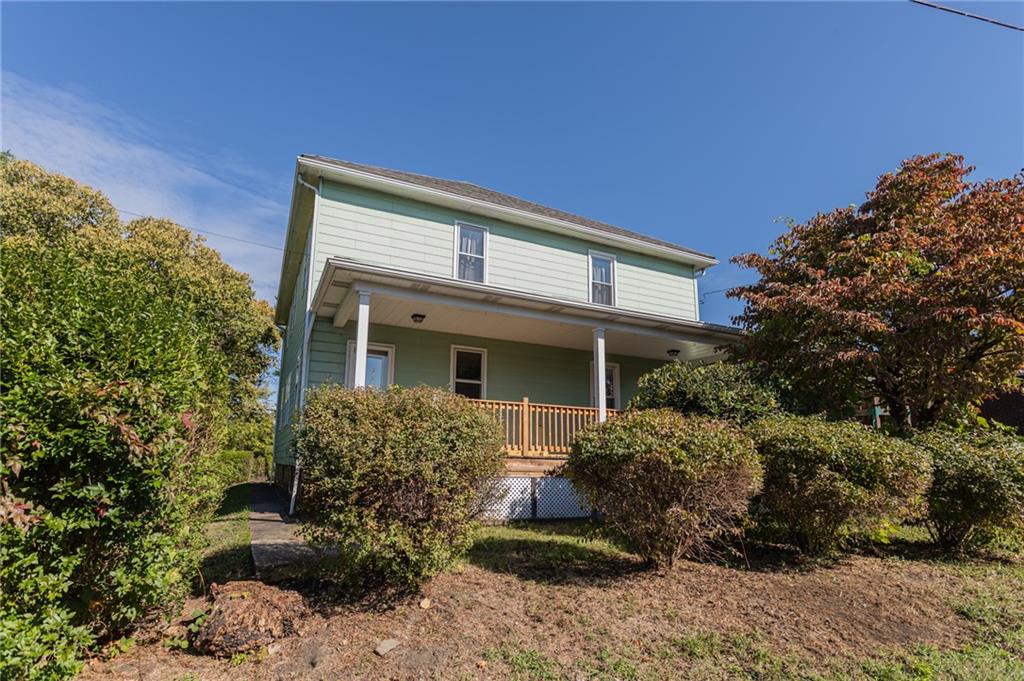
left=308, top=258, right=741, bottom=465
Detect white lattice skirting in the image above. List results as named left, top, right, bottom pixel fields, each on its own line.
left=483, top=476, right=591, bottom=521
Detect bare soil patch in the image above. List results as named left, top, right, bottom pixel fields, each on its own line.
left=79, top=524, right=982, bottom=680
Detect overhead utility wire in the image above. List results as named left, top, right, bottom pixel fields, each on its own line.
left=116, top=206, right=293, bottom=254
left=700, top=287, right=732, bottom=304
left=909, top=0, right=1024, bottom=32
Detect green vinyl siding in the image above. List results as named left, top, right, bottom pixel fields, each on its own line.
left=273, top=233, right=311, bottom=466
left=306, top=319, right=665, bottom=408
left=315, top=181, right=698, bottom=320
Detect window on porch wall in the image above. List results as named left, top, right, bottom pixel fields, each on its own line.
left=451, top=346, right=486, bottom=399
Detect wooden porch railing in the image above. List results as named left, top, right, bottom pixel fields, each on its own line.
left=474, top=398, right=619, bottom=457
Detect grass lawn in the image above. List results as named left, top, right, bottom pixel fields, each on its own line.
left=83, top=520, right=1023, bottom=681
left=198, top=482, right=256, bottom=588
left=464, top=523, right=1024, bottom=680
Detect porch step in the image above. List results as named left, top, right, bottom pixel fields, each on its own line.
left=504, top=456, right=567, bottom=477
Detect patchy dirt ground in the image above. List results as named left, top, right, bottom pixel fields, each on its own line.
left=79, top=524, right=1005, bottom=681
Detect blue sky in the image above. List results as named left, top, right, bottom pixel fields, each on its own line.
left=3, top=1, right=1022, bottom=328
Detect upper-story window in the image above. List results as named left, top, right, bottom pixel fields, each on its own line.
left=589, top=252, right=616, bottom=306
left=455, top=223, right=487, bottom=283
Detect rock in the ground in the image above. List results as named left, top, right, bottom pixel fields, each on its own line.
left=374, top=639, right=401, bottom=656
left=162, top=623, right=188, bottom=640
left=192, top=581, right=308, bottom=658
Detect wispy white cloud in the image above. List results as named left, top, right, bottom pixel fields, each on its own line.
left=1, top=71, right=288, bottom=303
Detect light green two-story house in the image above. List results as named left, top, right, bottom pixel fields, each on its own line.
left=273, top=155, right=741, bottom=518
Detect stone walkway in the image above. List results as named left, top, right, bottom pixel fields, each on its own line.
left=248, top=483, right=320, bottom=577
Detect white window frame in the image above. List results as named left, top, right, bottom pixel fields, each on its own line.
left=453, top=222, right=489, bottom=284
left=450, top=345, right=488, bottom=399
left=345, top=341, right=396, bottom=389
left=588, top=250, right=617, bottom=307
left=589, top=361, right=622, bottom=410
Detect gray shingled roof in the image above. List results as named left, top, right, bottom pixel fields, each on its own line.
left=301, top=154, right=715, bottom=262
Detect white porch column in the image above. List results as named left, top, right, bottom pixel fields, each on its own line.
left=353, top=291, right=371, bottom=388
left=593, top=327, right=607, bottom=422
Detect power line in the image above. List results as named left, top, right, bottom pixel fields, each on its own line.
left=910, top=0, right=1024, bottom=32
left=116, top=206, right=292, bottom=254
left=181, top=227, right=287, bottom=253
left=700, top=287, right=731, bottom=304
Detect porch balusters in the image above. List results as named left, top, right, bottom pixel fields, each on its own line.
left=475, top=397, right=617, bottom=457
left=520, top=397, right=530, bottom=457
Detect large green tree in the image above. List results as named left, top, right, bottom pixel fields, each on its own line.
left=0, top=151, right=121, bottom=241
left=730, top=154, right=1024, bottom=429
left=0, top=156, right=280, bottom=426
left=0, top=156, right=280, bottom=678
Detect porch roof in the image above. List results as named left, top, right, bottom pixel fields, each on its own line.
left=311, top=258, right=743, bottom=362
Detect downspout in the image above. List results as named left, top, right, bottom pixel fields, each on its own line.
left=289, top=175, right=321, bottom=516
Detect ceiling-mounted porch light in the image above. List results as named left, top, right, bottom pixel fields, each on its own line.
left=667, top=349, right=681, bottom=359
left=411, top=313, right=426, bottom=324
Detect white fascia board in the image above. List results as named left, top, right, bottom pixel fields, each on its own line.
left=297, top=157, right=719, bottom=270
left=274, top=163, right=320, bottom=326
left=273, top=165, right=304, bottom=325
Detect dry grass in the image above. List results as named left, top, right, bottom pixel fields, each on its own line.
left=82, top=521, right=1023, bottom=680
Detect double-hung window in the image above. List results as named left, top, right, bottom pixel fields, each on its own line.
left=590, top=252, right=616, bottom=306
left=455, top=223, right=487, bottom=283
left=451, top=346, right=486, bottom=399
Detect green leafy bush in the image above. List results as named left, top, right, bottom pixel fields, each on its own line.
left=748, top=416, right=931, bottom=554
left=630, top=362, right=780, bottom=424
left=1, top=158, right=279, bottom=679
left=295, top=385, right=505, bottom=587
left=214, top=450, right=257, bottom=488
left=564, top=409, right=762, bottom=567
left=913, top=429, right=1024, bottom=552
left=0, top=524, right=94, bottom=681
left=0, top=231, right=230, bottom=678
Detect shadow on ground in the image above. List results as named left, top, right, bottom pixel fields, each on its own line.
left=200, top=544, right=256, bottom=587
left=469, top=520, right=844, bottom=579
left=197, top=482, right=259, bottom=590
left=208, top=481, right=256, bottom=520
left=466, top=521, right=648, bottom=585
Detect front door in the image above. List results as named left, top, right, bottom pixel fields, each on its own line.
left=363, top=348, right=391, bottom=390
left=345, top=341, right=395, bottom=389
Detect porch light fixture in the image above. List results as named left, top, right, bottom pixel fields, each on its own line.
left=411, top=313, right=426, bottom=324
left=667, top=349, right=681, bottom=358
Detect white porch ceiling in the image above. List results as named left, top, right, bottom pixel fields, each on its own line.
left=312, top=259, right=739, bottom=362
left=350, top=291, right=721, bottom=361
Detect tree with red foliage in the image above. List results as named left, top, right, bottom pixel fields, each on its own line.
left=729, top=154, right=1024, bottom=430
